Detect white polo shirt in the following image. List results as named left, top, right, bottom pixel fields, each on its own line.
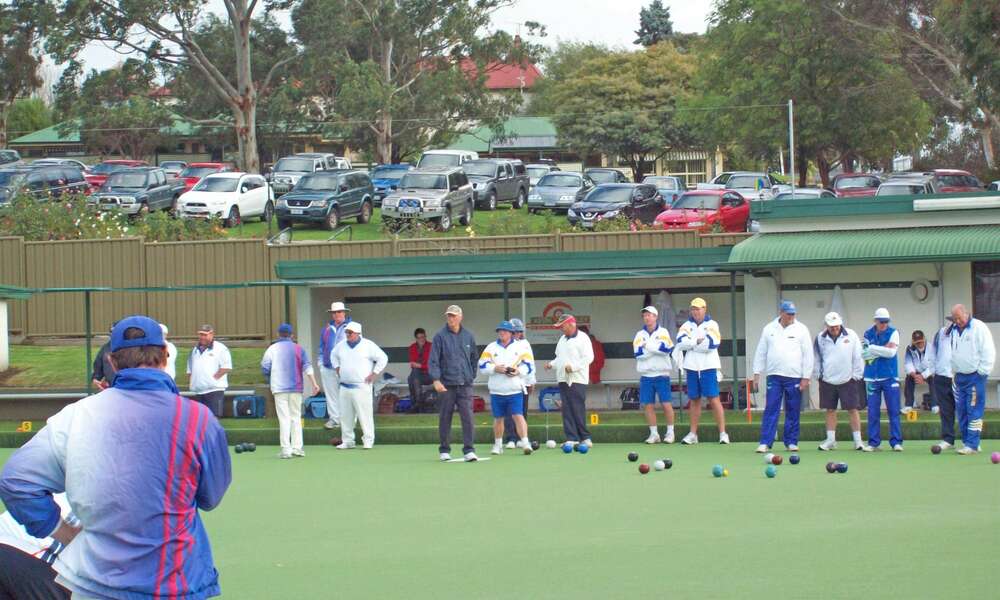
left=186, top=341, right=233, bottom=394
left=165, top=340, right=178, bottom=380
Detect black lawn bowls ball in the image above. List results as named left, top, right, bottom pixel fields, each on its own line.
left=531, top=440, right=540, bottom=451
left=836, top=462, right=848, bottom=474
left=931, top=444, right=942, bottom=455
left=234, top=444, right=245, bottom=454
left=789, top=454, right=800, bottom=465
left=663, top=459, right=673, bottom=469
left=246, top=442, right=256, bottom=452
left=628, top=452, right=639, bottom=462
left=825, top=461, right=837, bottom=473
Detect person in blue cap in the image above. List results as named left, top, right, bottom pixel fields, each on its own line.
left=479, top=320, right=535, bottom=455
left=861, top=307, right=903, bottom=451
left=262, top=323, right=319, bottom=459
left=503, top=318, right=534, bottom=448
left=752, top=300, right=813, bottom=453
left=0, top=315, right=232, bottom=599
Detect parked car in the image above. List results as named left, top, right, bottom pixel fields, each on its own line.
left=416, top=149, right=478, bottom=169
left=876, top=175, right=938, bottom=196
left=370, top=163, right=413, bottom=206
left=159, top=160, right=188, bottom=178
left=91, top=167, right=186, bottom=215
left=928, top=169, right=983, bottom=192
left=267, top=155, right=331, bottom=196
left=275, top=170, right=375, bottom=230
left=772, top=188, right=837, bottom=201
left=989, top=180, right=1000, bottom=191
left=642, top=175, right=684, bottom=205
left=180, top=162, right=236, bottom=193
left=177, top=172, right=273, bottom=227
left=654, top=190, right=750, bottom=233
left=0, top=165, right=90, bottom=204
left=831, top=173, right=882, bottom=197
left=30, top=158, right=90, bottom=172
left=462, top=158, right=530, bottom=210
left=294, top=152, right=352, bottom=170
left=567, top=183, right=666, bottom=229
left=85, top=159, right=148, bottom=189
left=526, top=163, right=559, bottom=188
left=0, top=149, right=21, bottom=166
left=531, top=158, right=559, bottom=168
left=702, top=170, right=788, bottom=200
left=381, top=167, right=473, bottom=232
left=527, top=172, right=595, bottom=213
left=584, top=168, right=629, bottom=184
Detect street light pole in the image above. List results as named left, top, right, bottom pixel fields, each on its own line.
left=788, top=99, right=796, bottom=196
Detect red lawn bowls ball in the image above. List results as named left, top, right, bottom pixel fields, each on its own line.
left=991, top=452, right=1000, bottom=464
left=330, top=437, right=343, bottom=447
left=931, top=444, right=942, bottom=454
left=638, top=463, right=651, bottom=474
left=771, top=454, right=783, bottom=465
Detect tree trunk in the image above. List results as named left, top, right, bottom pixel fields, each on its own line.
left=229, top=1, right=260, bottom=173
left=375, top=112, right=392, bottom=165
left=233, top=102, right=260, bottom=174
left=978, top=125, right=996, bottom=170
left=0, top=103, right=7, bottom=149
left=816, top=154, right=831, bottom=188
left=797, top=147, right=808, bottom=187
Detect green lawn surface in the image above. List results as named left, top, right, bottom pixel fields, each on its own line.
left=2, top=442, right=997, bottom=598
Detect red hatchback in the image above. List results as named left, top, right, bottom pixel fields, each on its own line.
left=831, top=173, right=881, bottom=197
left=180, top=162, right=236, bottom=192
left=85, top=159, right=149, bottom=189
left=930, top=169, right=983, bottom=193
left=655, top=190, right=750, bottom=232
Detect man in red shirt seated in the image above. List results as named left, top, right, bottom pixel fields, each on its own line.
left=408, top=328, right=433, bottom=410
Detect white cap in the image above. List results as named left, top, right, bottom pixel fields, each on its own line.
left=328, top=301, right=350, bottom=312
left=641, top=305, right=658, bottom=316
left=873, top=307, right=891, bottom=321
left=345, top=321, right=362, bottom=334
left=159, top=323, right=169, bottom=335
left=824, top=312, right=843, bottom=327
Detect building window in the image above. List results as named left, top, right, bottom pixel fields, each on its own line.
left=973, top=261, right=1000, bottom=322
left=664, top=159, right=708, bottom=188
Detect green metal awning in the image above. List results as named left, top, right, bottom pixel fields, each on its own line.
left=275, top=248, right=733, bottom=287
left=0, top=285, right=34, bottom=300
left=726, top=225, right=1000, bottom=270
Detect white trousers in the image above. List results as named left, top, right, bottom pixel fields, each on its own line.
left=274, top=392, right=303, bottom=453
left=319, top=365, right=341, bottom=422
left=340, top=384, right=375, bottom=447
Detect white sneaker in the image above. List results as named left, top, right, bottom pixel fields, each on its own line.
left=956, top=446, right=978, bottom=455
left=892, top=444, right=904, bottom=452
left=719, top=432, right=730, bottom=445
left=664, top=430, right=676, bottom=444
left=506, top=441, right=516, bottom=449
left=362, top=443, right=373, bottom=450
left=439, top=452, right=452, bottom=461
left=336, top=442, right=356, bottom=450
left=324, top=419, right=338, bottom=430
left=582, top=439, right=593, bottom=448
left=644, top=433, right=661, bottom=444
left=861, top=445, right=877, bottom=452
left=854, top=442, right=866, bottom=451
left=901, top=406, right=913, bottom=415
left=755, top=444, right=769, bottom=453
left=291, top=449, right=306, bottom=457
left=562, top=440, right=579, bottom=448
left=491, top=442, right=503, bottom=455
left=818, top=439, right=837, bottom=451
left=937, top=440, right=953, bottom=450
left=787, top=444, right=799, bottom=452
left=681, top=432, right=698, bottom=445
left=515, top=440, right=525, bottom=449
left=278, top=451, right=293, bottom=459
left=931, top=406, right=940, bottom=414
left=464, top=452, right=479, bottom=462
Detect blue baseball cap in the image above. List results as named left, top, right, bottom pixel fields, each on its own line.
left=278, top=323, right=293, bottom=336
left=509, top=318, right=525, bottom=332
left=779, top=300, right=797, bottom=315
left=496, top=320, right=515, bottom=333
left=110, top=316, right=166, bottom=352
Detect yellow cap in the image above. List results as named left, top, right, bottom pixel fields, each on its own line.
left=690, top=297, right=707, bottom=309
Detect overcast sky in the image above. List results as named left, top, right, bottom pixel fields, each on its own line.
left=74, top=0, right=713, bottom=72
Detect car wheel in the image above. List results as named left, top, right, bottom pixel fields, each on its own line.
left=136, top=202, right=150, bottom=219
left=261, top=201, right=274, bottom=223
left=513, top=189, right=526, bottom=209
left=357, top=200, right=373, bottom=224
left=324, top=207, right=340, bottom=230
left=437, top=210, right=452, bottom=232
left=224, top=206, right=241, bottom=228
left=485, top=191, right=497, bottom=211
left=459, top=201, right=472, bottom=226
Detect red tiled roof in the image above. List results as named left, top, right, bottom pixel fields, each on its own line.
left=459, top=59, right=542, bottom=90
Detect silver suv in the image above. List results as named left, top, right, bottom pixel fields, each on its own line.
left=381, top=167, right=473, bottom=232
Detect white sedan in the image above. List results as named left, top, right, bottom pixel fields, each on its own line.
left=177, top=172, right=273, bottom=227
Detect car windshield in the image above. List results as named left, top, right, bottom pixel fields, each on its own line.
left=538, top=174, right=581, bottom=187
left=0, top=172, right=25, bottom=186
left=879, top=184, right=924, bottom=195
left=527, top=167, right=550, bottom=178
left=181, top=166, right=218, bottom=179
left=0, top=151, right=17, bottom=162
left=193, top=177, right=238, bottom=193
left=371, top=166, right=407, bottom=180
left=938, top=175, right=972, bottom=187
left=587, top=170, right=619, bottom=184
left=583, top=186, right=634, bottom=204
left=90, top=162, right=130, bottom=174
left=727, top=175, right=764, bottom=189
left=400, top=173, right=447, bottom=190
left=160, top=162, right=185, bottom=169
left=673, top=194, right=722, bottom=210
left=773, top=192, right=822, bottom=201
left=106, top=172, right=148, bottom=188
left=418, top=154, right=460, bottom=168
left=835, top=176, right=875, bottom=189
left=296, top=175, right=338, bottom=191
left=643, top=177, right=678, bottom=190
left=463, top=162, right=498, bottom=177
left=273, top=158, right=315, bottom=172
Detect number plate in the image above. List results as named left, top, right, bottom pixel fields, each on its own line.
left=399, top=206, right=419, bottom=214
left=100, top=204, right=115, bottom=210
left=290, top=208, right=304, bottom=215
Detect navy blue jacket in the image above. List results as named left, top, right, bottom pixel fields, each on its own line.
left=428, top=325, right=478, bottom=386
